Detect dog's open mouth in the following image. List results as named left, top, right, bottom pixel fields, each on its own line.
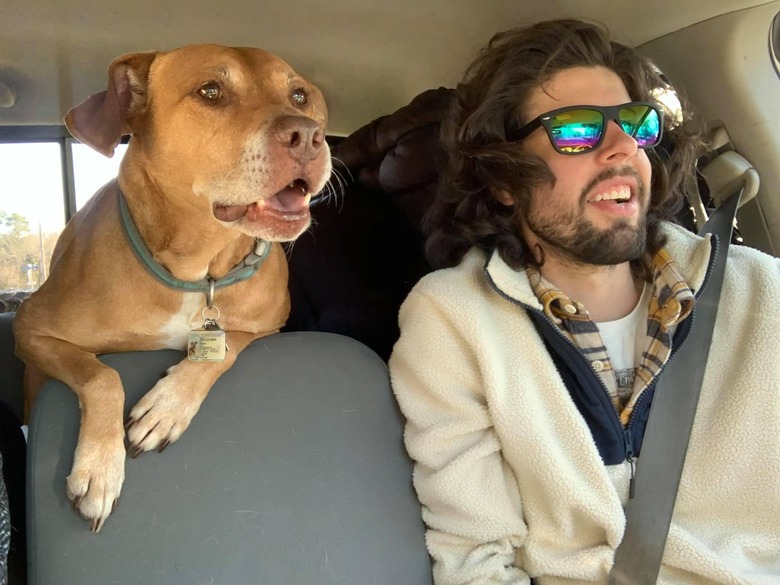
left=212, top=179, right=311, bottom=222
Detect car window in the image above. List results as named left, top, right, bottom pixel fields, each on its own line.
left=0, top=141, right=127, bottom=293
left=0, top=142, right=64, bottom=291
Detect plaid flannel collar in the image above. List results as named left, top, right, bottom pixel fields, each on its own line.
left=528, top=247, right=694, bottom=331
left=527, top=247, right=695, bottom=424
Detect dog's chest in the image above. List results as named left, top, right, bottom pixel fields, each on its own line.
left=156, top=292, right=206, bottom=350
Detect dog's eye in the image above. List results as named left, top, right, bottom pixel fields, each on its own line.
left=291, top=88, right=308, bottom=106
left=198, top=82, right=222, bottom=101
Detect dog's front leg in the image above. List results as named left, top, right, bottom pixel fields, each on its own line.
left=17, top=336, right=126, bottom=532
left=125, top=330, right=260, bottom=456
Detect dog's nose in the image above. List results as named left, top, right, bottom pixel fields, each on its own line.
left=273, top=116, right=325, bottom=161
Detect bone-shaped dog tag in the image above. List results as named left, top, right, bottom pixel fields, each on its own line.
left=187, top=319, right=226, bottom=362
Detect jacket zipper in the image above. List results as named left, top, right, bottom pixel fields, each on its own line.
left=623, top=428, right=636, bottom=498
left=620, top=236, right=719, bottom=495
left=485, top=283, right=629, bottom=466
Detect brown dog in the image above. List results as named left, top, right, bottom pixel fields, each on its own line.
left=13, top=44, right=331, bottom=532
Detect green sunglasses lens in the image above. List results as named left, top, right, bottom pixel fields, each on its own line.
left=548, top=109, right=604, bottom=153
left=619, top=105, right=661, bottom=147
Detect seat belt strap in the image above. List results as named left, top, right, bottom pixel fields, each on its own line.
left=607, top=188, right=741, bottom=585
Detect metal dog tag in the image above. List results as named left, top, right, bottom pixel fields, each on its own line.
left=187, top=319, right=226, bottom=362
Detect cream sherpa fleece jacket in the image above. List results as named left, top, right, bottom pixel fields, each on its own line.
left=390, top=223, right=780, bottom=584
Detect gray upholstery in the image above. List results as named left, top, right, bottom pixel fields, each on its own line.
left=27, top=332, right=431, bottom=585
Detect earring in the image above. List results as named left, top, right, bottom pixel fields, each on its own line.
left=533, top=243, right=546, bottom=266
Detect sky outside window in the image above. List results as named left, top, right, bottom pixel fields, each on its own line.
left=0, top=141, right=126, bottom=291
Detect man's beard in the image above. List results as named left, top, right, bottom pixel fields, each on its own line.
left=525, top=169, right=649, bottom=266
left=529, top=212, right=647, bottom=265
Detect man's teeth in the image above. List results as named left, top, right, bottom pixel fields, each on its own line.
left=590, top=186, right=631, bottom=202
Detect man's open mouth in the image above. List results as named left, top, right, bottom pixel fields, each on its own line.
left=588, top=185, right=632, bottom=204
left=212, top=179, right=311, bottom=222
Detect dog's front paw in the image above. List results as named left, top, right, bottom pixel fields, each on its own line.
left=66, top=438, right=126, bottom=532
left=125, top=374, right=203, bottom=457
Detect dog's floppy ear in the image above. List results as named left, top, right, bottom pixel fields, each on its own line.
left=64, top=52, right=157, bottom=158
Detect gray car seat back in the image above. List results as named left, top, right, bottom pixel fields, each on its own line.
left=27, top=331, right=431, bottom=585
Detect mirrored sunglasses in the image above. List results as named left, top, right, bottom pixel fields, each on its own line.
left=506, top=101, right=664, bottom=155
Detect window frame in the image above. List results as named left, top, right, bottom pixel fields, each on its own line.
left=0, top=126, right=78, bottom=224
left=772, top=10, right=780, bottom=79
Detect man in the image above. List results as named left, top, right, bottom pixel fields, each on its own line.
left=390, top=19, right=780, bottom=584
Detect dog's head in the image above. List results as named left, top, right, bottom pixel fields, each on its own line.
left=65, top=44, right=331, bottom=242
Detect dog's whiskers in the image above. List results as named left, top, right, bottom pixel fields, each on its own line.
left=310, top=163, right=350, bottom=211
left=331, top=167, right=349, bottom=212
left=282, top=240, right=297, bottom=258
left=330, top=156, right=354, bottom=182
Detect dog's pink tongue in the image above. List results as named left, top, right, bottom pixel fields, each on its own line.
left=214, top=188, right=309, bottom=223
left=266, top=187, right=308, bottom=213
left=213, top=203, right=250, bottom=222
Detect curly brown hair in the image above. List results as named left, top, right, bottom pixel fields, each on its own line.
left=425, top=19, right=707, bottom=272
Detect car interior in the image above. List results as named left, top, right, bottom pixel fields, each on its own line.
left=1, top=1, right=779, bottom=583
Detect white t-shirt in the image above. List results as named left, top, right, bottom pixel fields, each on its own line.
left=595, top=284, right=650, bottom=408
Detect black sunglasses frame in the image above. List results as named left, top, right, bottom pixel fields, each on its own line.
left=505, top=101, right=664, bottom=155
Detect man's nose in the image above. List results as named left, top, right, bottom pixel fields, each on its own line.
left=597, top=119, right=640, bottom=161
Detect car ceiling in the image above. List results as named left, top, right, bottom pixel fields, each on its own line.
left=0, top=0, right=775, bottom=136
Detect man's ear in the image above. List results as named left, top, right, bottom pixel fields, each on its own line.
left=494, top=189, right=514, bottom=206
left=64, top=52, right=158, bottom=158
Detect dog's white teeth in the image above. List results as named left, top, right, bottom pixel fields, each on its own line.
left=285, top=180, right=307, bottom=195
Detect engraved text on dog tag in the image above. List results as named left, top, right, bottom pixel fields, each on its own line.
left=187, top=319, right=227, bottom=362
